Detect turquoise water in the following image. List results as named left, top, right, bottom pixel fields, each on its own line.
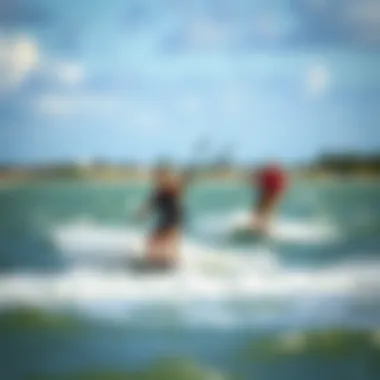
left=1, top=180, right=380, bottom=379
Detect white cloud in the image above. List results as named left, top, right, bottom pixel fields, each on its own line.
left=0, top=34, right=40, bottom=90
left=253, top=10, right=297, bottom=42
left=305, top=63, right=330, bottom=97
left=36, top=94, right=72, bottom=116
left=54, top=62, right=85, bottom=87
left=39, top=59, right=86, bottom=87
left=0, top=33, right=86, bottom=92
left=36, top=96, right=166, bottom=133
left=35, top=93, right=125, bottom=116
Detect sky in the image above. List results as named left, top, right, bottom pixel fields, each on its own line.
left=0, top=0, right=379, bottom=165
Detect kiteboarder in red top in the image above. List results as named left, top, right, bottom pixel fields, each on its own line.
left=252, top=163, right=288, bottom=235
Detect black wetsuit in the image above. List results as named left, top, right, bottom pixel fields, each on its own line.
left=152, top=189, right=182, bottom=235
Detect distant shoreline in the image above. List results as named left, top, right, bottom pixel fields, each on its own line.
left=1, top=146, right=379, bottom=186
left=1, top=170, right=380, bottom=187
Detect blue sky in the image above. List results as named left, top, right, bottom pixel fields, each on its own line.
left=0, top=0, right=379, bottom=164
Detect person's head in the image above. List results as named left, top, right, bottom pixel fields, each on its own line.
left=153, top=165, right=177, bottom=188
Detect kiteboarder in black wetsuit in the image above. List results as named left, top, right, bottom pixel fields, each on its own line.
left=137, top=166, right=193, bottom=267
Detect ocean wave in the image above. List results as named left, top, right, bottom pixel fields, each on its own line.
left=0, top=219, right=378, bottom=327
left=194, top=210, right=340, bottom=244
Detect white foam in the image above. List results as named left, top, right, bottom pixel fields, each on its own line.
left=0, top=265, right=361, bottom=304
left=0, top=220, right=378, bottom=327
left=47, top=220, right=373, bottom=301
left=52, top=220, right=143, bottom=256
left=196, top=211, right=340, bottom=244
left=1, top=258, right=379, bottom=328
left=51, top=220, right=280, bottom=276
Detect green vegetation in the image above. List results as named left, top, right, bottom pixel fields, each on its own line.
left=317, top=153, right=380, bottom=175
left=4, top=309, right=380, bottom=379
left=300, top=153, right=380, bottom=179
left=0, top=308, right=83, bottom=331
left=0, top=162, right=147, bottom=182
left=244, top=330, right=380, bottom=360
left=1, top=153, right=380, bottom=183
left=28, top=358, right=228, bottom=380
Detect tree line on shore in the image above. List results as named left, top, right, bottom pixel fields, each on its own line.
left=1, top=153, right=380, bottom=180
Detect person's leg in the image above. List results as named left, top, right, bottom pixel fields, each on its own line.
left=146, top=233, right=165, bottom=261
left=252, top=191, right=266, bottom=230
left=254, top=192, right=280, bottom=234
left=164, top=227, right=180, bottom=262
left=146, top=227, right=180, bottom=264
left=257, top=200, right=275, bottom=234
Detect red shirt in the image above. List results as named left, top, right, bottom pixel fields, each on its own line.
left=258, top=165, right=287, bottom=195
